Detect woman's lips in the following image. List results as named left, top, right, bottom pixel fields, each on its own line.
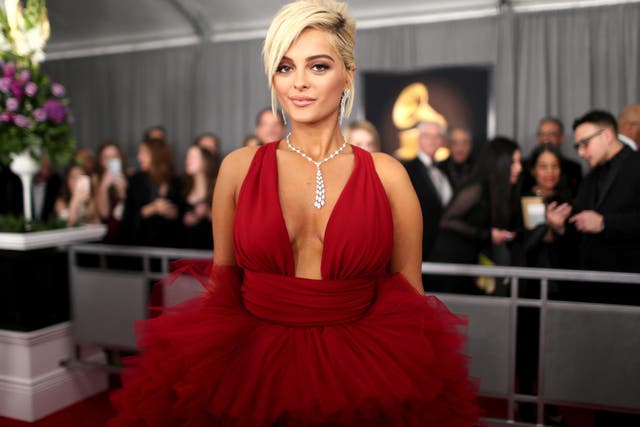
left=290, top=96, right=315, bottom=107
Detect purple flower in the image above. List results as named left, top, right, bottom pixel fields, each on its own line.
left=33, top=108, right=47, bottom=122
left=6, top=97, right=19, bottom=112
left=13, top=114, right=31, bottom=128
left=0, top=77, right=10, bottom=93
left=25, top=82, right=37, bottom=97
left=10, top=80, right=24, bottom=99
left=44, top=99, right=66, bottom=124
left=51, top=83, right=66, bottom=97
left=0, top=112, right=12, bottom=123
left=3, top=62, right=15, bottom=78
left=19, top=70, right=31, bottom=82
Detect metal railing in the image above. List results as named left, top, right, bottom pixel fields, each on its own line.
left=422, top=262, right=640, bottom=426
left=64, top=244, right=640, bottom=426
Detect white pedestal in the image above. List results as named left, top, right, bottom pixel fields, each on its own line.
left=0, top=224, right=107, bottom=251
left=0, top=322, right=109, bottom=422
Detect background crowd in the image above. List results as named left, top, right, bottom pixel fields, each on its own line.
left=1, top=104, right=639, bottom=283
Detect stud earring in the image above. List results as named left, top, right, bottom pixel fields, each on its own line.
left=339, top=89, right=350, bottom=126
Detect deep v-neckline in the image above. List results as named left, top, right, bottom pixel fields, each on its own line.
left=273, top=142, right=359, bottom=278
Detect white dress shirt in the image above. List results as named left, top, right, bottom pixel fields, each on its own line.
left=618, top=133, right=638, bottom=151
left=418, top=151, right=453, bottom=206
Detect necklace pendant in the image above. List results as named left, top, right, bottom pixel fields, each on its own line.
left=314, top=167, right=325, bottom=209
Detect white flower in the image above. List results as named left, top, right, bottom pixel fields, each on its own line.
left=0, top=32, right=11, bottom=52
left=1, top=0, right=50, bottom=63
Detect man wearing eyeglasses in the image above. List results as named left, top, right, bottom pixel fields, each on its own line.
left=617, top=104, right=640, bottom=151
left=547, top=110, right=640, bottom=289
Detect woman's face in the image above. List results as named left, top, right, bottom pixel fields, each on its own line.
left=100, top=145, right=120, bottom=168
left=509, top=149, right=522, bottom=185
left=532, top=151, right=561, bottom=192
left=185, top=146, right=204, bottom=176
left=349, top=128, right=377, bottom=152
left=137, top=144, right=151, bottom=172
left=67, top=165, right=85, bottom=191
left=273, top=28, right=352, bottom=127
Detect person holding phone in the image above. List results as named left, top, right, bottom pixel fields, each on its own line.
left=94, top=142, right=128, bottom=242
left=55, top=163, right=98, bottom=226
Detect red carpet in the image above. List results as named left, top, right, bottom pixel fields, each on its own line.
left=0, top=391, right=114, bottom=427
left=0, top=391, right=595, bottom=426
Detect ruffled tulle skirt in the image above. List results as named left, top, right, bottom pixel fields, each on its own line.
left=109, top=261, right=479, bottom=426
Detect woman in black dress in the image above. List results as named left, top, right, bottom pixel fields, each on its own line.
left=118, top=138, right=181, bottom=247
left=428, top=136, right=523, bottom=295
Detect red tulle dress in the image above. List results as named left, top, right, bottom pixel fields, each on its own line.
left=109, top=142, right=479, bottom=426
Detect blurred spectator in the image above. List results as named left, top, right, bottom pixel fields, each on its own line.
left=548, top=110, right=640, bottom=277
left=527, top=144, right=572, bottom=202
left=195, top=133, right=220, bottom=157
left=119, top=138, right=181, bottom=247
left=180, top=145, right=215, bottom=249
left=143, top=125, right=167, bottom=142
left=54, top=163, right=98, bottom=226
left=617, top=103, right=640, bottom=151
left=243, top=134, right=261, bottom=148
left=195, top=133, right=221, bottom=180
left=428, top=137, right=523, bottom=294
left=522, top=144, right=572, bottom=269
left=439, top=126, right=474, bottom=190
left=74, top=146, right=97, bottom=175
left=255, top=108, right=286, bottom=144
left=402, top=121, right=453, bottom=260
left=344, top=120, right=380, bottom=152
left=32, top=156, right=61, bottom=222
left=523, top=117, right=582, bottom=198
left=94, top=141, right=128, bottom=243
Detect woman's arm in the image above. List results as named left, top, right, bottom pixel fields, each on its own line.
left=212, top=147, right=259, bottom=266
left=373, top=153, right=424, bottom=294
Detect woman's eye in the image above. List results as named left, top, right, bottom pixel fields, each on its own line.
left=311, top=63, right=329, bottom=72
left=276, top=64, right=292, bottom=73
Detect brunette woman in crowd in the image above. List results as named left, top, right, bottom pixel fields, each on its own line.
left=118, top=138, right=181, bottom=247
left=180, top=144, right=216, bottom=249
left=93, top=141, right=128, bottom=243
left=428, top=136, right=523, bottom=295
left=55, top=163, right=98, bottom=226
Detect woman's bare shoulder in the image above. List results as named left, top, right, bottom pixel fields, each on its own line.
left=218, top=145, right=261, bottom=187
left=370, top=152, right=410, bottom=189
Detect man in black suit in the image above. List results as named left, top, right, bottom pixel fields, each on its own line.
left=439, top=126, right=474, bottom=191
left=548, top=109, right=640, bottom=427
left=524, top=117, right=583, bottom=198
left=548, top=110, right=640, bottom=298
left=402, top=121, right=453, bottom=260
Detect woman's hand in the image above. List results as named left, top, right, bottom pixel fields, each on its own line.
left=154, top=198, right=178, bottom=219
left=491, top=228, right=515, bottom=244
left=183, top=211, right=199, bottom=226
left=101, top=172, right=127, bottom=196
left=546, top=202, right=572, bottom=235
left=141, top=198, right=178, bottom=219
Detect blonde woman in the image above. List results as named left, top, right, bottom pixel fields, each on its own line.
left=344, top=119, right=381, bottom=152
left=111, top=1, right=477, bottom=425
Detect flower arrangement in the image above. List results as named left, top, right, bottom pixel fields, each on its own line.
left=0, top=0, right=74, bottom=166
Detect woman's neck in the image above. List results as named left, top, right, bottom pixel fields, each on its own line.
left=287, top=121, right=346, bottom=160
left=190, top=173, right=207, bottom=196
left=532, top=184, right=553, bottom=197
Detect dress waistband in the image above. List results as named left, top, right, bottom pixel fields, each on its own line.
left=241, top=270, right=377, bottom=326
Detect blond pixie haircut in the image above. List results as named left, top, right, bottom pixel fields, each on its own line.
left=263, top=0, right=356, bottom=120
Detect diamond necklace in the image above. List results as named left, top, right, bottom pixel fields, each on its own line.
left=285, top=132, right=349, bottom=209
